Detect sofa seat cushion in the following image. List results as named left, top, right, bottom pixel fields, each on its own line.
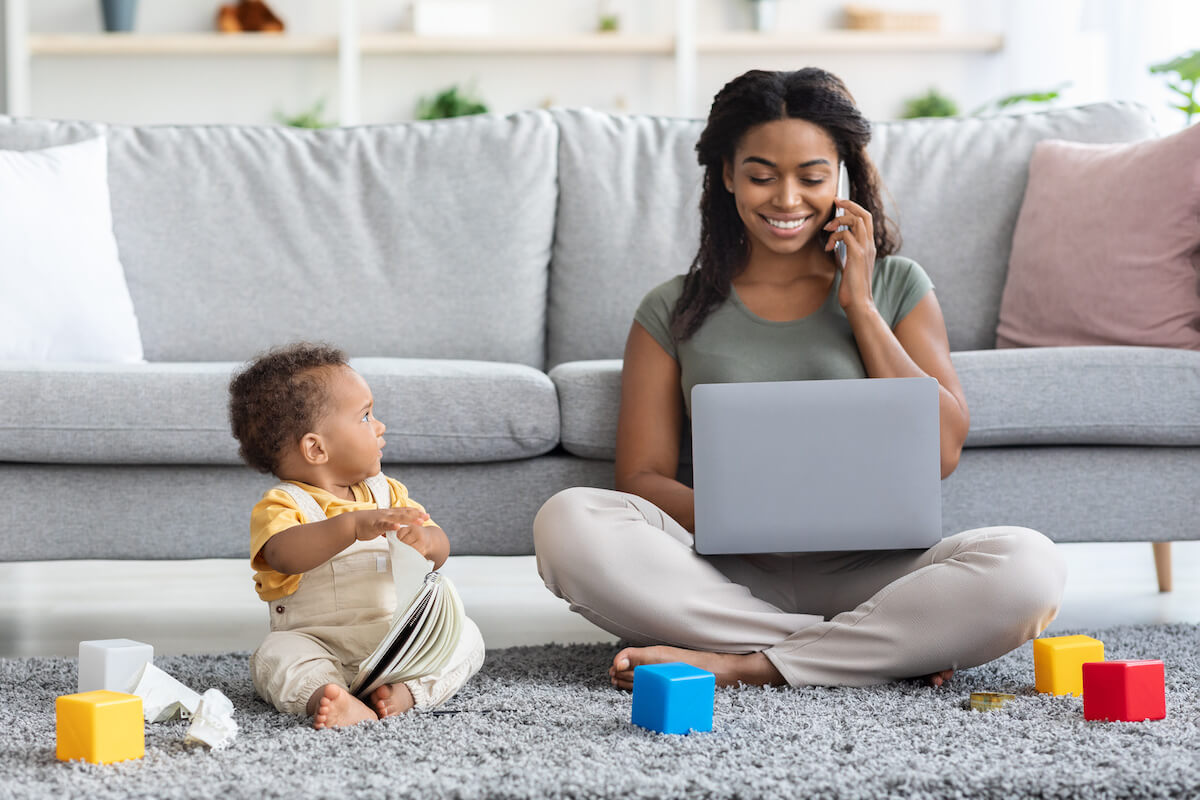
left=951, top=346, right=1200, bottom=446
left=0, top=358, right=559, bottom=465
left=551, top=346, right=1200, bottom=459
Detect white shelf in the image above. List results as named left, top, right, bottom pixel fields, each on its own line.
left=360, top=33, right=675, bottom=56
left=697, top=31, right=1004, bottom=54
left=28, top=33, right=338, bottom=56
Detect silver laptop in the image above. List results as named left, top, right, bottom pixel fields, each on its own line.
left=690, top=377, right=942, bottom=555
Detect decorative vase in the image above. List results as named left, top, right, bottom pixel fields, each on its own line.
left=100, top=0, right=138, bottom=32
left=751, top=0, right=778, bottom=33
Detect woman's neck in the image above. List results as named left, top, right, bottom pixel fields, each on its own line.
left=735, top=242, right=835, bottom=288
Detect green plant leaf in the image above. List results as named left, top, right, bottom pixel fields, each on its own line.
left=994, top=88, right=1060, bottom=109
left=275, top=98, right=335, bottom=129
left=969, top=83, right=1069, bottom=116
left=1165, top=82, right=1193, bottom=99
left=1150, top=50, right=1200, bottom=82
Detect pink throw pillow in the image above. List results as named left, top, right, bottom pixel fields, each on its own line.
left=996, top=124, right=1200, bottom=350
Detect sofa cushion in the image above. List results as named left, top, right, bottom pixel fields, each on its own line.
left=552, top=347, right=1200, bottom=459
left=0, top=112, right=557, bottom=369
left=0, top=137, right=144, bottom=363
left=547, top=109, right=705, bottom=368
left=995, top=124, right=1200, bottom=350
left=0, top=358, right=559, bottom=465
left=547, top=103, right=1159, bottom=366
left=549, top=359, right=624, bottom=460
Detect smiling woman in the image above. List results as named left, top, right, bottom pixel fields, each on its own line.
left=532, top=67, right=1067, bottom=693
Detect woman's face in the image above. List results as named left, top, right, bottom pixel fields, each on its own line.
left=723, top=118, right=841, bottom=260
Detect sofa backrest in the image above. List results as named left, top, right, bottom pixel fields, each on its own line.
left=547, top=101, right=1159, bottom=364
left=0, top=111, right=558, bottom=368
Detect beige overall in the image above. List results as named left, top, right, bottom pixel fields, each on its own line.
left=250, top=474, right=485, bottom=715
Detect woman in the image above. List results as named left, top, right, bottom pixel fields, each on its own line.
left=533, top=68, right=1066, bottom=690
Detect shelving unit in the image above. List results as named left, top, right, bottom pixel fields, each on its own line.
left=3, top=0, right=1004, bottom=122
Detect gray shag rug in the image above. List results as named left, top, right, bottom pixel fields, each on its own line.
left=2, top=624, right=1198, bottom=800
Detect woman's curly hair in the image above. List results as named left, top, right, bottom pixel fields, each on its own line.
left=671, top=68, right=900, bottom=341
left=228, top=342, right=348, bottom=475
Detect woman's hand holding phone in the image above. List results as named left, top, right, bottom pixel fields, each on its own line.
left=825, top=161, right=877, bottom=313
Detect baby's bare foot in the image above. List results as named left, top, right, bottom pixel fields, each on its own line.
left=371, top=682, right=416, bottom=718
left=609, top=645, right=784, bottom=690
left=311, top=684, right=378, bottom=730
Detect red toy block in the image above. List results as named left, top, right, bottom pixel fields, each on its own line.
left=1082, top=660, right=1166, bottom=722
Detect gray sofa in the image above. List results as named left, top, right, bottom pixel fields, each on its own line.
left=1, top=102, right=1196, bottom=588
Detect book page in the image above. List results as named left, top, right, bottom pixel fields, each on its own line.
left=388, top=532, right=434, bottom=615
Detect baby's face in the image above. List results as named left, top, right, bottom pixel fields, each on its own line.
left=314, top=366, right=387, bottom=483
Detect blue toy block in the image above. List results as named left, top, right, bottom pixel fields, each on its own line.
left=631, top=662, right=715, bottom=734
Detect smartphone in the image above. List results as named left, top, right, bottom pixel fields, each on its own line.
left=833, top=162, right=850, bottom=267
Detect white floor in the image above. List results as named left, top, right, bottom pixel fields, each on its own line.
left=1, top=542, right=1196, bottom=659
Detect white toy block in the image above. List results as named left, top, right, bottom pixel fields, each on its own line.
left=78, top=639, right=154, bottom=694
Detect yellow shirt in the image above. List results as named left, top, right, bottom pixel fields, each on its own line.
left=249, top=476, right=434, bottom=602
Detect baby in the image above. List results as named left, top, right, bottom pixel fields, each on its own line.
left=228, top=342, right=485, bottom=729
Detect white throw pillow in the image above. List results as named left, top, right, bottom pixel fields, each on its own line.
left=0, top=137, right=145, bottom=362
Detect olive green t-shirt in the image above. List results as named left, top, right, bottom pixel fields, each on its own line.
left=634, top=255, right=934, bottom=417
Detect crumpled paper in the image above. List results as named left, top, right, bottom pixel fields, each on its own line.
left=185, top=688, right=239, bottom=750
left=129, top=663, right=203, bottom=722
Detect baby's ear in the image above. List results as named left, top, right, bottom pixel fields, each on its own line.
left=299, top=432, right=328, bottom=465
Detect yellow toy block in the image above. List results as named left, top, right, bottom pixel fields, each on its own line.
left=1033, top=635, right=1104, bottom=696
left=56, top=691, right=144, bottom=765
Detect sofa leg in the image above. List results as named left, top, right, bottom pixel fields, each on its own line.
left=1152, top=542, right=1172, bottom=593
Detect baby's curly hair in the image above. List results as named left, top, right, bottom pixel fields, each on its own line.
left=228, top=342, right=349, bottom=475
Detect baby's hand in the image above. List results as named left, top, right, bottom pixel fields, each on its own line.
left=353, top=508, right=429, bottom=542
left=392, top=522, right=439, bottom=560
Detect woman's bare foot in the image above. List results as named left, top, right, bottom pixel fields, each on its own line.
left=370, top=682, right=415, bottom=718
left=308, top=684, right=379, bottom=730
left=925, top=669, right=954, bottom=688
left=609, top=645, right=785, bottom=690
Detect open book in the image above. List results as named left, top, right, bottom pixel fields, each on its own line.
left=347, top=531, right=464, bottom=701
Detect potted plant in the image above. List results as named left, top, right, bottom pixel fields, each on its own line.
left=901, top=88, right=958, bottom=119
left=416, top=85, right=489, bottom=120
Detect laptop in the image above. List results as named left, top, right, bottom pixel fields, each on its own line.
left=690, top=377, right=942, bottom=555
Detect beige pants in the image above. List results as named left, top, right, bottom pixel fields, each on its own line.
left=251, top=538, right=485, bottom=716
left=533, top=487, right=1066, bottom=687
